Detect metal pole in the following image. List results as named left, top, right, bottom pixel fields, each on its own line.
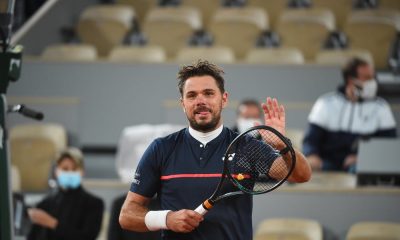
left=0, top=0, right=17, bottom=239
left=0, top=95, right=13, bottom=240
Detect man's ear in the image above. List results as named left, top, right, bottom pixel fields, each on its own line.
left=222, top=92, right=229, bottom=109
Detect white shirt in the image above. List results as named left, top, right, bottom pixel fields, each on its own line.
left=188, top=125, right=224, bottom=146
left=308, top=92, right=396, bottom=134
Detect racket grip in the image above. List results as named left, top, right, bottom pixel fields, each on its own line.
left=194, top=200, right=213, bottom=215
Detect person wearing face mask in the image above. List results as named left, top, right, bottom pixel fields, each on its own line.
left=232, top=99, right=263, bottom=134
left=27, top=147, right=104, bottom=240
left=303, top=58, right=397, bottom=172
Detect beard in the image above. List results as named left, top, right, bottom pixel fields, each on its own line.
left=186, top=105, right=222, bottom=132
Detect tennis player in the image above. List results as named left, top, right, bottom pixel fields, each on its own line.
left=119, top=60, right=312, bottom=239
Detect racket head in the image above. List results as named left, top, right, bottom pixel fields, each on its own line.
left=224, top=125, right=296, bottom=195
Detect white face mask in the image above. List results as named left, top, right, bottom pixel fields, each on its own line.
left=237, top=118, right=261, bottom=133
left=354, top=79, right=378, bottom=100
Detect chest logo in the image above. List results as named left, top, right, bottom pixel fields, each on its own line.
left=222, top=153, right=236, bottom=161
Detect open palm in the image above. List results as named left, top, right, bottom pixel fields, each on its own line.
left=261, top=97, right=286, bottom=136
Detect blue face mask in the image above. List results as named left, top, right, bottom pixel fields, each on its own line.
left=57, top=171, right=81, bottom=189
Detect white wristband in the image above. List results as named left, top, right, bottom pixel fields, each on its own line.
left=144, top=210, right=171, bottom=231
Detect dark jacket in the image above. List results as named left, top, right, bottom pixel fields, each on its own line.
left=27, top=186, right=104, bottom=240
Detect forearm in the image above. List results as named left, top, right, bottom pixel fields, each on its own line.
left=119, top=192, right=150, bottom=232
left=287, top=149, right=311, bottom=183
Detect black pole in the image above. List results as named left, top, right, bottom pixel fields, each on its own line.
left=0, top=1, right=17, bottom=239
left=0, top=95, right=13, bottom=240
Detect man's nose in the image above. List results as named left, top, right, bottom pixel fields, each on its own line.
left=195, top=94, right=207, bottom=105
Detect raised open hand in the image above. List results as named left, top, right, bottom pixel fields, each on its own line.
left=261, top=97, right=286, bottom=136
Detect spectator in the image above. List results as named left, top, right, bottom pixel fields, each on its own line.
left=232, top=98, right=262, bottom=134
left=303, top=58, right=397, bottom=172
left=27, top=147, right=104, bottom=240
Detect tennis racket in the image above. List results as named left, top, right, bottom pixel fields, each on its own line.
left=194, top=125, right=296, bottom=215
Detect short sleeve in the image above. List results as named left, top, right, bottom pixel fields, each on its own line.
left=130, top=140, right=161, bottom=198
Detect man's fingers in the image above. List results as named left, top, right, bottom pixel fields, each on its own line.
left=272, top=98, right=280, bottom=119
left=179, top=211, right=202, bottom=232
left=267, top=97, right=276, bottom=118
left=279, top=104, right=285, bottom=121
left=262, top=101, right=272, bottom=120
left=186, top=218, right=201, bottom=229
left=168, top=210, right=203, bottom=233
left=186, top=210, right=203, bottom=221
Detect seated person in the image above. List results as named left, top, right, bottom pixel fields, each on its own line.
left=303, top=58, right=397, bottom=172
left=232, top=98, right=262, bottom=134
left=27, top=147, right=104, bottom=240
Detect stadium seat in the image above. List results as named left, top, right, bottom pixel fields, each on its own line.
left=181, top=0, right=222, bottom=29
left=312, top=0, right=353, bottom=30
left=247, top=0, right=287, bottom=30
left=0, top=1, right=7, bottom=11
left=254, top=218, right=323, bottom=240
left=115, top=124, right=184, bottom=183
left=77, top=5, right=135, bottom=57
left=286, top=128, right=304, bottom=150
left=209, top=7, right=269, bottom=59
left=108, top=45, right=166, bottom=63
left=315, top=49, right=374, bottom=67
left=142, top=6, right=202, bottom=59
left=349, top=9, right=400, bottom=27
left=10, top=123, right=67, bottom=192
left=41, top=44, right=98, bottom=61
left=11, top=165, right=21, bottom=192
left=346, top=221, right=400, bottom=240
left=175, top=46, right=235, bottom=64
left=244, top=47, right=305, bottom=64
left=277, top=8, right=336, bottom=61
left=379, top=0, right=400, bottom=11
left=344, top=9, right=400, bottom=70
left=303, top=172, right=357, bottom=189
left=116, top=0, right=158, bottom=25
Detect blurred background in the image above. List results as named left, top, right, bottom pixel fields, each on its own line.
left=1, top=0, right=400, bottom=239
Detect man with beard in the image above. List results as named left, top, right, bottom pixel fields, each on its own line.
left=119, top=60, right=311, bottom=240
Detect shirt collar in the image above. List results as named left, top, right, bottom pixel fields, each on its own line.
left=188, top=125, right=224, bottom=146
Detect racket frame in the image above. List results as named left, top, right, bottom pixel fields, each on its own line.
left=195, top=125, right=296, bottom=215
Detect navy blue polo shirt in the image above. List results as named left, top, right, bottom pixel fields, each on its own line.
left=131, top=127, right=254, bottom=240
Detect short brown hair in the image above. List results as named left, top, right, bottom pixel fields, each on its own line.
left=342, top=58, right=369, bottom=83
left=177, top=60, right=225, bottom=96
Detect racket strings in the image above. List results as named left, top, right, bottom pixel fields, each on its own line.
left=227, top=129, right=292, bottom=193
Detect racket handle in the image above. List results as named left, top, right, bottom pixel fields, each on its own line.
left=194, top=200, right=213, bottom=215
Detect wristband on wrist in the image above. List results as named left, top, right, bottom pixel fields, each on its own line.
left=144, top=210, right=171, bottom=231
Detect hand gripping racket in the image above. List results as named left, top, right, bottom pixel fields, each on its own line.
left=194, top=125, right=296, bottom=215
